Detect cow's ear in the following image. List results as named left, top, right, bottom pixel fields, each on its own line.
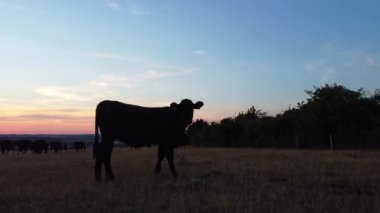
left=170, top=102, right=179, bottom=110
left=193, top=101, right=204, bottom=109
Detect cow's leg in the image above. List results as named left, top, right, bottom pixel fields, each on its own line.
left=103, top=142, right=114, bottom=180
left=154, top=145, right=166, bottom=175
left=95, top=142, right=103, bottom=181
left=166, top=148, right=177, bottom=178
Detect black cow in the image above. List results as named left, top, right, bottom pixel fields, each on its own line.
left=73, top=142, right=86, bottom=152
left=31, top=140, right=49, bottom=154
left=94, top=99, right=203, bottom=181
left=49, top=142, right=62, bottom=153
left=15, top=140, right=30, bottom=153
left=0, top=140, right=15, bottom=154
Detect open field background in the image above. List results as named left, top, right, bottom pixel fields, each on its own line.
left=1, top=148, right=380, bottom=213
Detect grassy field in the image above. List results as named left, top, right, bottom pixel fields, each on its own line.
left=0, top=147, right=380, bottom=213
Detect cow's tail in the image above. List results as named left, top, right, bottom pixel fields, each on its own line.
left=93, top=106, right=99, bottom=159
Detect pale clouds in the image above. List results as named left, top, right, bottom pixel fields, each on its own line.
left=320, top=68, right=336, bottom=84
left=0, top=35, right=32, bottom=42
left=35, top=69, right=192, bottom=104
left=76, top=50, right=195, bottom=89
left=127, top=1, right=150, bottom=15
left=106, top=1, right=150, bottom=15
left=108, top=2, right=121, bottom=11
left=79, top=51, right=198, bottom=71
left=138, top=69, right=192, bottom=78
left=35, top=87, right=85, bottom=101
left=320, top=42, right=380, bottom=69
left=366, top=56, right=379, bottom=66
left=193, top=50, right=206, bottom=56
left=89, top=74, right=139, bottom=88
left=90, top=69, right=193, bottom=88
left=305, top=43, right=380, bottom=84
left=79, top=52, right=144, bottom=63
left=34, top=85, right=114, bottom=103
left=0, top=4, right=43, bottom=12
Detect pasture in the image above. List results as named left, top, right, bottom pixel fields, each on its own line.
left=0, top=147, right=379, bottom=212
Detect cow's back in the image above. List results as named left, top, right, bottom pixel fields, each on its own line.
left=96, top=100, right=179, bottom=145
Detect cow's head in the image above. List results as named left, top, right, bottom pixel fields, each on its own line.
left=170, top=99, right=203, bottom=128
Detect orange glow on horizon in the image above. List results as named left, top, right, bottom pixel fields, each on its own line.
left=0, top=110, right=224, bottom=134
left=0, top=106, right=95, bottom=134
left=0, top=119, right=93, bottom=134
left=0, top=122, right=93, bottom=134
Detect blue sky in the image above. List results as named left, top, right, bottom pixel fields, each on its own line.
left=0, top=0, right=379, bottom=133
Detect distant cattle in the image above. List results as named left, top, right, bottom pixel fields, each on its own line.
left=31, top=140, right=48, bottom=154
left=94, top=99, right=203, bottom=181
left=73, top=142, right=86, bottom=152
left=15, top=140, right=30, bottom=153
left=0, top=140, right=15, bottom=154
left=49, top=142, right=62, bottom=153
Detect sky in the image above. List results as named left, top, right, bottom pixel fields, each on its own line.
left=0, top=0, right=380, bottom=134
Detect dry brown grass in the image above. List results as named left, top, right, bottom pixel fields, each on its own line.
left=1, top=147, right=380, bottom=212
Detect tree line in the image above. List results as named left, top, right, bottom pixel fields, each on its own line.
left=187, top=84, right=380, bottom=149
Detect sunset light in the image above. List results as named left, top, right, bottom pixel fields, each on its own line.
left=1, top=0, right=379, bottom=133
left=1, top=1, right=380, bottom=212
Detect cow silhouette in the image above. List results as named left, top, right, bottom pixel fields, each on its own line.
left=94, top=99, right=203, bottom=181
left=0, top=140, right=14, bottom=154
left=49, top=142, right=62, bottom=153
left=31, top=140, right=48, bottom=154
left=73, top=142, right=86, bottom=152
left=15, top=140, right=30, bottom=153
